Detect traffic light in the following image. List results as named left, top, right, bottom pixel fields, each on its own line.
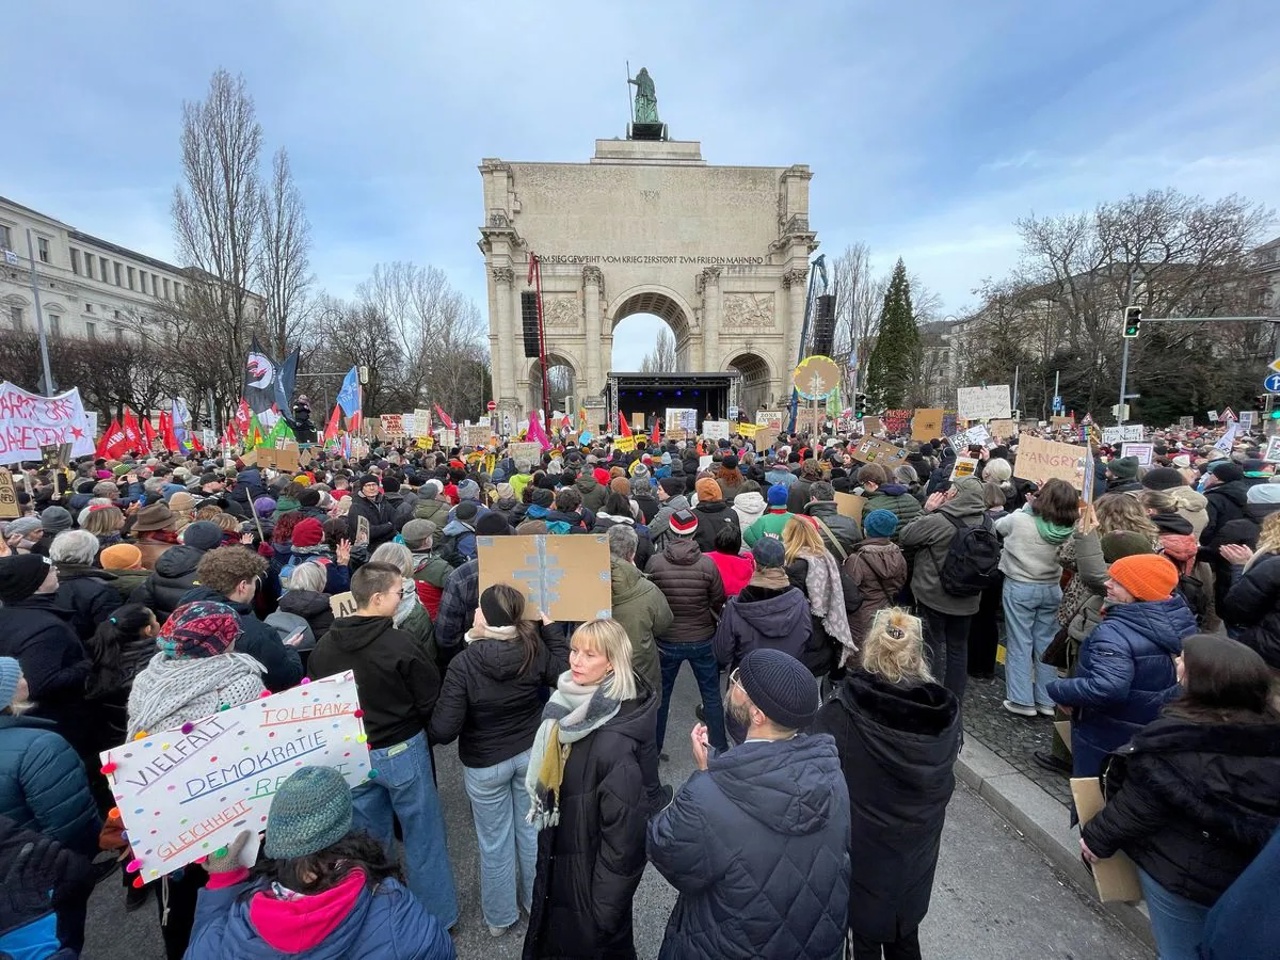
left=1122, top=305, right=1142, bottom=338
left=854, top=392, right=868, bottom=420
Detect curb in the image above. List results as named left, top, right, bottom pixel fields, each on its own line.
left=956, top=736, right=1155, bottom=949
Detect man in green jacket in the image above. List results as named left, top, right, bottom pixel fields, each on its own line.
left=606, top=525, right=672, bottom=693
left=858, top=463, right=922, bottom=539
left=743, top=484, right=794, bottom=546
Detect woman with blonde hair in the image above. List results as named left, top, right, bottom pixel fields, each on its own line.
left=523, top=618, right=653, bottom=959
left=816, top=607, right=961, bottom=960
left=81, top=503, right=126, bottom=555
left=782, top=516, right=859, bottom=676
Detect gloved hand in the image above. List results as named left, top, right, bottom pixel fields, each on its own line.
left=203, top=830, right=253, bottom=874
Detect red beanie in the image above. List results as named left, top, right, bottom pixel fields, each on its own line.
left=291, top=517, right=325, bottom=549
left=593, top=467, right=610, bottom=486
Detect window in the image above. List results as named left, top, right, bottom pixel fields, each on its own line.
left=139, top=270, right=147, bottom=294
left=114, top=325, right=125, bottom=344
left=70, top=249, right=80, bottom=275
left=9, top=305, right=23, bottom=331
left=84, top=303, right=93, bottom=313
left=85, top=321, right=96, bottom=340
left=163, top=277, right=171, bottom=299
left=127, top=266, right=135, bottom=290
left=113, top=310, right=121, bottom=320
left=37, top=237, right=49, bottom=263
left=0, top=224, right=11, bottom=250
left=113, top=262, right=122, bottom=286
left=83, top=255, right=93, bottom=280
left=100, top=257, right=109, bottom=281
left=48, top=314, right=61, bottom=337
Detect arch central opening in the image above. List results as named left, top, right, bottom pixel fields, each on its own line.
left=609, top=290, right=693, bottom=373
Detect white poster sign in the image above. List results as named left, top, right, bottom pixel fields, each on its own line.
left=412, top=408, right=432, bottom=438
left=1101, top=425, right=1145, bottom=445
left=0, top=382, right=96, bottom=465
left=1207, top=410, right=1219, bottom=423
left=947, top=424, right=993, bottom=452
left=1263, top=436, right=1280, bottom=464
left=664, top=408, right=698, bottom=436
left=1121, top=442, right=1154, bottom=467
left=1239, top=411, right=1256, bottom=431
left=99, top=672, right=371, bottom=883
left=701, top=420, right=730, bottom=442
left=956, top=385, right=1012, bottom=422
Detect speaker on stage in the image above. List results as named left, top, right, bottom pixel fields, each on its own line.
left=521, top=292, right=540, bottom=358
left=811, top=294, right=835, bottom=356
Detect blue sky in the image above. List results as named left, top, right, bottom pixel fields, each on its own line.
left=4, top=1, right=1277, bottom=366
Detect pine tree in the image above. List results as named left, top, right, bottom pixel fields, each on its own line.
left=864, top=259, right=920, bottom=409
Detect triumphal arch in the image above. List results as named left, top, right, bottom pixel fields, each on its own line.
left=478, top=127, right=817, bottom=423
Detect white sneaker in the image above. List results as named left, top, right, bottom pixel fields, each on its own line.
left=1002, top=699, right=1037, bottom=717
left=488, top=923, right=512, bottom=938
left=1036, top=705, right=1056, bottom=717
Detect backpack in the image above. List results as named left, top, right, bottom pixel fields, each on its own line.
left=935, top=513, right=1002, bottom=597
left=1176, top=571, right=1210, bottom=628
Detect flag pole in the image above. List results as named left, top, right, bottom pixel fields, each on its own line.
left=24, top=229, right=55, bottom=394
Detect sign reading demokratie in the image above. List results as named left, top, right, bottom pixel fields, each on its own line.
left=537, top=254, right=767, bottom=266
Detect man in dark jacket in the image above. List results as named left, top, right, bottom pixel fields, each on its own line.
left=129, top=521, right=221, bottom=622
left=1199, top=460, right=1249, bottom=547
left=607, top=525, right=672, bottom=694
left=804, top=480, right=861, bottom=561
left=308, top=561, right=457, bottom=929
left=180, top=547, right=302, bottom=692
left=49, top=530, right=121, bottom=641
left=690, top=478, right=740, bottom=554
left=1104, top=455, right=1143, bottom=493
left=645, top=510, right=727, bottom=752
left=648, top=648, right=850, bottom=960
left=347, top=474, right=397, bottom=549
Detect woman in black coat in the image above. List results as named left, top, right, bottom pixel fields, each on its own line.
left=814, top=607, right=961, bottom=960
left=50, top=530, right=122, bottom=642
left=1081, top=634, right=1280, bottom=959
left=523, top=619, right=655, bottom=960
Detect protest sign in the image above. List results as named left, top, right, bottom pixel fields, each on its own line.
left=1013, top=433, right=1087, bottom=488
left=956, top=385, right=1011, bottom=422
left=988, top=419, right=1015, bottom=438
left=1049, top=415, right=1075, bottom=428
left=1121, top=442, right=1154, bottom=467
left=1240, top=410, right=1256, bottom=431
left=413, top=408, right=432, bottom=438
left=883, top=409, right=912, bottom=436
left=99, top=672, right=371, bottom=883
left=613, top=435, right=636, bottom=452
left=379, top=414, right=404, bottom=436
left=861, top=415, right=882, bottom=436
left=1207, top=410, right=1219, bottom=423
left=508, top=441, right=541, bottom=465
left=0, top=382, right=95, bottom=465
left=911, top=408, right=943, bottom=442
left=437, top=428, right=456, bottom=449
left=1263, top=436, right=1280, bottom=464
left=401, top=414, right=416, bottom=438
left=951, top=457, right=979, bottom=481
left=735, top=422, right=759, bottom=439
left=1071, top=778, right=1142, bottom=902
left=834, top=492, right=866, bottom=526
left=754, top=427, right=779, bottom=452
left=466, top=424, right=493, bottom=447
left=1178, top=416, right=1194, bottom=431
left=755, top=410, right=784, bottom=430
left=698, top=455, right=714, bottom=473
left=631, top=412, right=645, bottom=431
left=477, top=534, right=612, bottom=622
left=258, top=443, right=299, bottom=473
left=0, top=469, right=18, bottom=519
left=701, top=420, right=730, bottom=442
left=328, top=591, right=358, bottom=618
left=1101, top=425, right=1144, bottom=445
left=665, top=408, right=698, bottom=437
left=947, top=424, right=993, bottom=452
left=853, top=437, right=908, bottom=464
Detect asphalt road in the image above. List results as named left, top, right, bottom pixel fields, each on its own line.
left=82, top=666, right=1149, bottom=959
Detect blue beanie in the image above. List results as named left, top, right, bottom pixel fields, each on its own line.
left=0, top=657, right=21, bottom=707
left=863, top=509, right=899, bottom=539
left=737, top=648, right=819, bottom=730
left=767, top=483, right=789, bottom=507
left=752, top=537, right=786, bottom=569
left=265, top=766, right=353, bottom=860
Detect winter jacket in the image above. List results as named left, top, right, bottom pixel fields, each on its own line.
left=0, top=715, right=100, bottom=858
left=742, top=508, right=795, bottom=547
left=105, top=567, right=149, bottom=603
left=646, top=735, right=850, bottom=960
left=128, top=545, right=205, bottom=623
left=428, top=623, right=568, bottom=768
left=574, top=475, right=607, bottom=514
left=308, top=615, right=439, bottom=750
left=381, top=491, right=416, bottom=532
left=689, top=500, right=740, bottom=554
left=440, top=518, right=478, bottom=566
left=1083, top=715, right=1280, bottom=906
left=645, top=539, right=726, bottom=642
left=897, top=478, right=988, bottom=617
left=864, top=484, right=922, bottom=538
left=179, top=586, right=303, bottom=693
left=1200, top=825, right=1280, bottom=960
left=713, top=582, right=812, bottom=670
left=707, top=551, right=754, bottom=597
left=1164, top=485, right=1209, bottom=540
left=348, top=493, right=397, bottom=549
left=1202, top=480, right=1250, bottom=547
left=276, top=589, right=335, bottom=644
left=185, top=872, right=455, bottom=960
left=1221, top=553, right=1280, bottom=670
left=412, top=497, right=451, bottom=529
left=763, top=467, right=796, bottom=492
left=52, top=563, right=122, bottom=640
left=592, top=514, right=653, bottom=569
left=648, top=494, right=691, bottom=547
left=731, top=491, right=766, bottom=531
left=0, top=814, right=93, bottom=960
left=634, top=493, right=660, bottom=524
left=434, top=559, right=479, bottom=657
left=0, top=598, right=90, bottom=743
left=993, top=508, right=1071, bottom=583
left=843, top=538, right=908, bottom=646
left=523, top=688, right=656, bottom=960
left=608, top=557, right=672, bottom=692
left=785, top=557, right=862, bottom=676
left=1046, top=596, right=1196, bottom=776
left=815, top=670, right=961, bottom=943
left=490, top=495, right=521, bottom=528
left=804, top=501, right=862, bottom=560
left=409, top=549, right=452, bottom=620
left=1214, top=500, right=1280, bottom=551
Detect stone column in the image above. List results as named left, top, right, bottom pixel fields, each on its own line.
left=783, top=267, right=808, bottom=372
left=491, top=265, right=517, bottom=412
left=583, top=266, right=604, bottom=396
left=699, top=267, right=722, bottom=370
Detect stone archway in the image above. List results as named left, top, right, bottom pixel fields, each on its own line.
left=608, top=286, right=698, bottom=372
left=725, top=351, right=774, bottom=417
left=526, top=352, right=579, bottom=418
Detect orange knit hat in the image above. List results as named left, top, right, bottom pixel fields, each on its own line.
left=100, top=543, right=143, bottom=571
left=695, top=477, right=723, bottom=503
left=1109, top=554, right=1178, bottom=602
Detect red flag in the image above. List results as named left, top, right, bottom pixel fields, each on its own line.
left=234, top=398, right=252, bottom=437
left=618, top=414, right=632, bottom=438
left=142, top=416, right=159, bottom=451
left=650, top=418, right=662, bottom=446
left=163, top=411, right=181, bottom=452
left=121, top=408, right=144, bottom=454
left=222, top=424, right=236, bottom=448
left=560, top=414, right=571, bottom=431
left=98, top=418, right=129, bottom=461
left=189, top=431, right=204, bottom=453
left=434, top=403, right=456, bottom=431
left=323, top=404, right=342, bottom=444
left=96, top=418, right=121, bottom=460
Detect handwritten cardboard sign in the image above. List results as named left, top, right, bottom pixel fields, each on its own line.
left=328, top=591, right=358, bottom=618
left=755, top=410, right=785, bottom=430
left=465, top=424, right=494, bottom=447
left=257, top=442, right=299, bottom=474
left=754, top=427, right=780, bottom=452
left=413, top=408, right=432, bottom=438
left=911, top=408, right=943, bottom=442
left=951, top=457, right=979, bottom=481
left=0, top=469, right=18, bottom=519
left=861, top=415, right=882, bottom=436
left=99, top=672, right=371, bottom=883
left=988, top=419, right=1015, bottom=439
left=379, top=414, right=404, bottom=437
left=956, top=385, right=1011, bottom=422
left=477, top=534, right=611, bottom=622
left=508, top=441, right=542, bottom=465
left=1013, top=433, right=1087, bottom=489
left=834, top=492, right=866, bottom=526
left=702, top=420, right=731, bottom=442
left=853, top=437, right=908, bottom=464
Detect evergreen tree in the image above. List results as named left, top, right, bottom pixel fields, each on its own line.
left=864, top=259, right=920, bottom=409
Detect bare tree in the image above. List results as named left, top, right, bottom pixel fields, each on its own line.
left=256, top=148, right=313, bottom=358
left=829, top=243, right=886, bottom=395
left=639, top=327, right=677, bottom=372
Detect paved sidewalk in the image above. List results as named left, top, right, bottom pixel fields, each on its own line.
left=962, top=670, right=1071, bottom=807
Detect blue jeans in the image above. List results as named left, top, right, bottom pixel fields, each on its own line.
left=1002, top=578, right=1062, bottom=708
left=1138, top=868, right=1208, bottom=960
left=657, top=639, right=727, bottom=751
left=463, top=750, right=537, bottom=929
left=352, top=731, right=458, bottom=928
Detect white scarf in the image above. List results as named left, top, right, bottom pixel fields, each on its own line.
left=126, top=652, right=266, bottom=739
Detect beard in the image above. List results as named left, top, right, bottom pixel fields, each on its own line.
left=726, top=695, right=752, bottom=732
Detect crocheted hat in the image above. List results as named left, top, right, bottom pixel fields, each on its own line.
left=1109, top=554, right=1178, bottom=602
left=265, top=766, right=353, bottom=860
left=737, top=648, right=819, bottom=730
left=158, top=601, right=243, bottom=659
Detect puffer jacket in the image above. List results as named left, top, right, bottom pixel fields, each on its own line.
left=712, top=580, right=812, bottom=670
left=731, top=491, right=766, bottom=530
left=897, top=478, right=988, bottom=617
left=128, top=545, right=205, bottom=623
left=185, top=873, right=455, bottom=960
left=53, top=563, right=122, bottom=640
left=0, top=715, right=100, bottom=858
left=1200, top=824, right=1280, bottom=960
left=276, top=589, right=336, bottom=643
left=645, top=539, right=726, bottom=642
left=523, top=688, right=656, bottom=960
left=428, top=622, right=568, bottom=768
left=574, top=474, right=607, bottom=513
left=1222, top=553, right=1280, bottom=670
left=646, top=735, right=850, bottom=960
left=608, top=557, right=672, bottom=692
left=1202, top=479, right=1250, bottom=547
left=815, top=670, right=960, bottom=943
left=0, top=598, right=90, bottom=746
left=1046, top=595, right=1196, bottom=776
left=412, top=497, right=451, bottom=528
left=1084, top=715, right=1280, bottom=906
left=843, top=538, right=908, bottom=646
left=865, top=484, right=922, bottom=537
left=803, top=502, right=859, bottom=558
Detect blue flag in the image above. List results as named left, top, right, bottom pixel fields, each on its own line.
left=337, top=367, right=361, bottom=418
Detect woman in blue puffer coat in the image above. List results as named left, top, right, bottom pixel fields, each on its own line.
left=1047, top=555, right=1197, bottom=777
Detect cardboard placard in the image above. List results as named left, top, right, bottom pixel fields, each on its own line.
left=258, top=444, right=299, bottom=473
left=861, top=415, right=882, bottom=436
left=438, top=428, right=456, bottom=450
left=1070, top=778, right=1143, bottom=903
left=950, top=457, right=979, bottom=481
left=754, top=427, right=779, bottom=452
left=1013, top=433, right=1087, bottom=489
left=1054, top=720, right=1072, bottom=754
left=465, top=424, right=494, bottom=448
left=99, top=672, right=371, bottom=883
left=1049, top=415, right=1075, bottom=428
left=1178, top=416, right=1194, bottom=431
left=0, top=469, right=18, bottom=519
left=911, top=408, right=943, bottom=442
left=1120, top=442, right=1154, bottom=467
left=756, top=410, right=785, bottom=430
left=39, top=442, right=73, bottom=469
left=413, top=408, right=433, bottom=438
left=508, top=441, right=542, bottom=466
left=853, top=437, right=908, bottom=464
left=989, top=418, right=1015, bottom=438
left=834, top=492, right=866, bottom=526
left=329, top=592, right=358, bottom=618
left=956, top=385, right=1012, bottom=421
left=701, top=420, right=731, bottom=442
left=379, top=414, right=404, bottom=436
left=477, top=534, right=612, bottom=622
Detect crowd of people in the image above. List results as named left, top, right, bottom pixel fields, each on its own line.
left=0, top=416, right=1277, bottom=959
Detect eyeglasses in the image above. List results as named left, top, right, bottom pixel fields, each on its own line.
left=728, top=667, right=741, bottom=690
